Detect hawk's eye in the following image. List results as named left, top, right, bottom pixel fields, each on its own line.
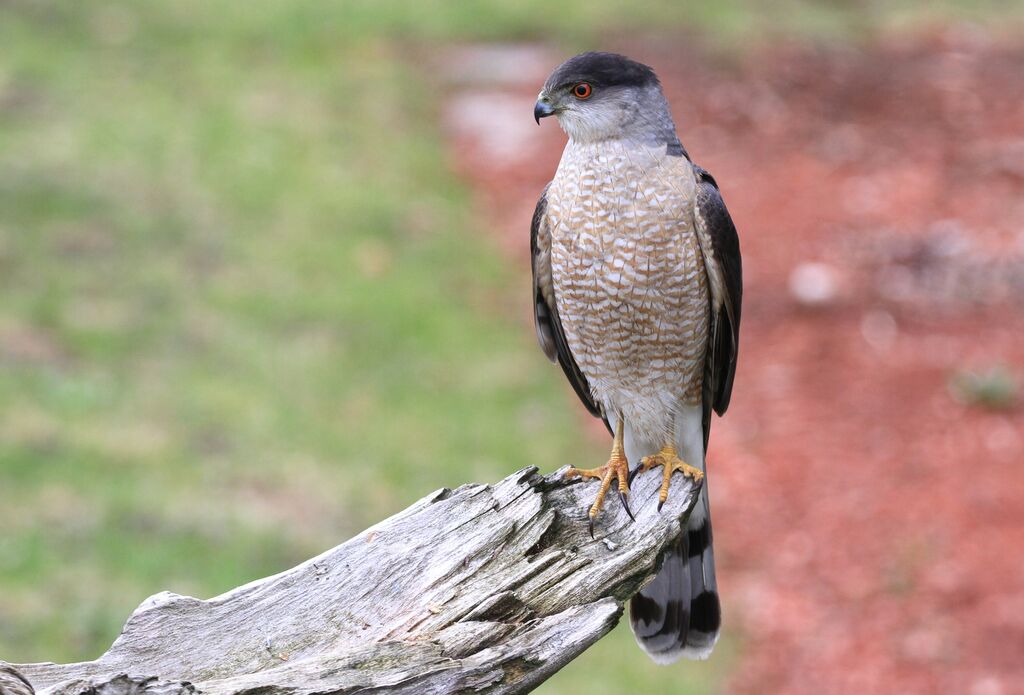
left=572, top=82, right=593, bottom=99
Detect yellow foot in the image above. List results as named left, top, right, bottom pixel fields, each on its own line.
left=565, top=450, right=634, bottom=538
left=639, top=445, right=704, bottom=512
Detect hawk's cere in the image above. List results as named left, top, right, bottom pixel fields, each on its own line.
left=531, top=52, right=742, bottom=663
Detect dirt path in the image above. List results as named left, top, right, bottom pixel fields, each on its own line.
left=443, top=31, right=1024, bottom=695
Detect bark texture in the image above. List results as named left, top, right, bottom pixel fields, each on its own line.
left=5, top=465, right=700, bottom=695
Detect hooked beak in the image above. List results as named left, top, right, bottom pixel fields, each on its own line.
left=534, top=98, right=556, bottom=125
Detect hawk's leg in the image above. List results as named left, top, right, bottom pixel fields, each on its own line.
left=565, top=419, right=633, bottom=537
left=638, top=444, right=704, bottom=512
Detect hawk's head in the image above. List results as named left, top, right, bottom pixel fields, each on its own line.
left=534, top=52, right=676, bottom=146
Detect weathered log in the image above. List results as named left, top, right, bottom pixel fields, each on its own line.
left=5, top=465, right=699, bottom=695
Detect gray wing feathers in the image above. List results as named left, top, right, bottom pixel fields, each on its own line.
left=531, top=186, right=558, bottom=362
left=694, top=166, right=742, bottom=427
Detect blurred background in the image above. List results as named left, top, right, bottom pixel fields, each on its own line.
left=2, top=2, right=1023, bottom=693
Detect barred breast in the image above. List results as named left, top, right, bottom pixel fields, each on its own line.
left=545, top=140, right=709, bottom=442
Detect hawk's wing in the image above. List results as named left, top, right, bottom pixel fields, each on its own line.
left=531, top=186, right=610, bottom=433
left=693, top=165, right=742, bottom=447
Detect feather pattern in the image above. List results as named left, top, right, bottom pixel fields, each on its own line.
left=531, top=51, right=742, bottom=665
left=532, top=187, right=610, bottom=431
left=694, top=166, right=742, bottom=421
left=627, top=164, right=741, bottom=662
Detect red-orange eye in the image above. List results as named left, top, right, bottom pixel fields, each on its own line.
left=572, top=82, right=592, bottom=99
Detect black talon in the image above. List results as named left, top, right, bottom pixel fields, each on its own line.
left=619, top=490, right=635, bottom=521
left=657, top=500, right=665, bottom=512
left=588, top=518, right=595, bottom=539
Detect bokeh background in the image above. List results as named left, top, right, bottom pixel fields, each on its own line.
left=2, top=2, right=1023, bottom=693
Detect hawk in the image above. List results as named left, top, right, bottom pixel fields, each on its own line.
left=531, top=52, right=742, bottom=662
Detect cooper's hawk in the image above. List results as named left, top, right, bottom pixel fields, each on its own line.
left=531, top=52, right=742, bottom=663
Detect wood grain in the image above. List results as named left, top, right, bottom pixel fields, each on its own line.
left=7, top=465, right=699, bottom=695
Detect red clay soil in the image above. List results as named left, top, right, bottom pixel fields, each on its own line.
left=444, top=29, right=1024, bottom=695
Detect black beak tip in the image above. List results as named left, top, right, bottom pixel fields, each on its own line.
left=534, top=100, right=554, bottom=125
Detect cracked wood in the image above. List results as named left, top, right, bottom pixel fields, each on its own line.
left=4, top=465, right=699, bottom=695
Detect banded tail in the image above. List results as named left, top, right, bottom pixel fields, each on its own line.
left=629, top=486, right=721, bottom=662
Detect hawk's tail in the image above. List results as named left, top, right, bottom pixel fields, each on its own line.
left=628, top=488, right=721, bottom=662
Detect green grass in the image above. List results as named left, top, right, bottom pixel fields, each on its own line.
left=0, top=0, right=603, bottom=667
left=1, top=0, right=1020, bottom=692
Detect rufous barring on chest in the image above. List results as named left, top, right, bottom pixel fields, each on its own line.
left=544, top=140, right=710, bottom=442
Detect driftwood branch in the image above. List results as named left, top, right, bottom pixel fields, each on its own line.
left=4, top=465, right=699, bottom=695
